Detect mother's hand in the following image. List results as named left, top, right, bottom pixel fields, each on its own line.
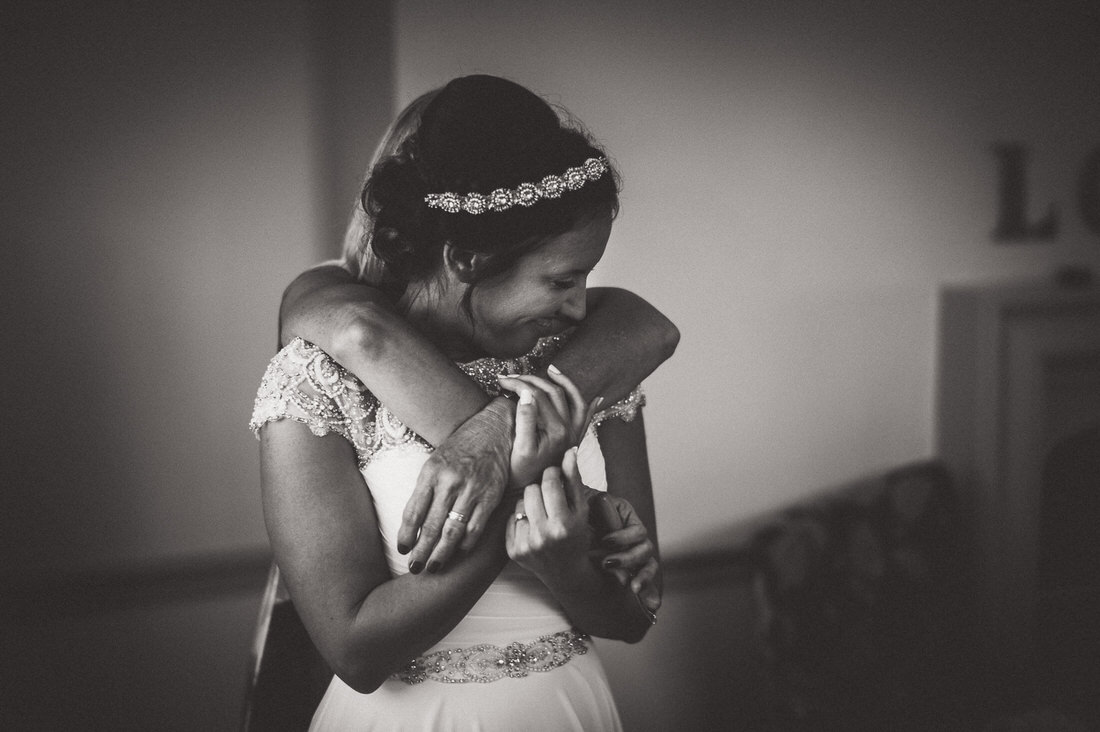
left=588, top=491, right=662, bottom=617
left=399, top=397, right=514, bottom=574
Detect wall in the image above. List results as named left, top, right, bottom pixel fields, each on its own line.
left=0, top=3, right=391, bottom=728
left=393, top=0, right=1100, bottom=555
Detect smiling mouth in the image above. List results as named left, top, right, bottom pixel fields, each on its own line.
left=533, top=317, right=569, bottom=334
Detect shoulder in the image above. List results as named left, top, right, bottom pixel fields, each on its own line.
left=249, top=338, right=375, bottom=442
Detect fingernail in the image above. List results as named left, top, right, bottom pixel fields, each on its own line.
left=548, top=363, right=562, bottom=375
left=519, top=390, right=534, bottom=405
left=427, top=561, right=440, bottom=574
left=601, top=536, right=618, bottom=549
left=408, top=560, right=423, bottom=574
left=603, top=558, right=620, bottom=569
left=570, top=446, right=579, bottom=456
left=397, top=543, right=410, bottom=555
left=595, top=396, right=605, bottom=408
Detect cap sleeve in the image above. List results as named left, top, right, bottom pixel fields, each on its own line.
left=591, top=386, right=645, bottom=428
left=248, top=338, right=376, bottom=460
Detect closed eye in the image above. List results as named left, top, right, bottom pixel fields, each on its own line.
left=550, top=279, right=576, bottom=291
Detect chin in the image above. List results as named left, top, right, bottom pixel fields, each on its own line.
left=484, top=333, right=540, bottom=360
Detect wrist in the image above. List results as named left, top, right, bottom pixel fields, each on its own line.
left=481, top=396, right=516, bottom=433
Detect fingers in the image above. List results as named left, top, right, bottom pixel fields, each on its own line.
left=424, top=497, right=474, bottom=573
left=560, top=447, right=586, bottom=512
left=633, top=559, right=662, bottom=613
left=509, top=372, right=569, bottom=422
left=587, top=491, right=623, bottom=537
left=498, top=375, right=567, bottom=426
left=405, top=470, right=462, bottom=574
left=524, top=479, right=548, bottom=525
left=505, top=499, right=527, bottom=561
left=599, top=524, right=648, bottom=551
left=458, top=502, right=491, bottom=552
left=546, top=365, right=590, bottom=440
left=398, top=462, right=439, bottom=554
left=539, top=466, right=570, bottom=519
left=603, top=537, right=655, bottom=575
left=511, top=388, right=537, bottom=457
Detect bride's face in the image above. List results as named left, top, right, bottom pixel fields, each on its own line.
left=468, top=214, right=612, bottom=359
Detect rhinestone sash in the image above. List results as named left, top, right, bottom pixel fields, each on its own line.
left=391, top=629, right=590, bottom=684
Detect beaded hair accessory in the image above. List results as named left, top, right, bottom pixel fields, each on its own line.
left=425, top=157, right=609, bottom=214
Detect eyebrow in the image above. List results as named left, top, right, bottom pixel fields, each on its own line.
left=553, top=266, right=596, bottom=277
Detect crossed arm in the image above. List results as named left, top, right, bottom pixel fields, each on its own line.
left=260, top=393, right=657, bottom=693
left=279, top=265, right=678, bottom=570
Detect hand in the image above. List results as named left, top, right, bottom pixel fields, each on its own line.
left=505, top=448, right=591, bottom=584
left=587, top=490, right=662, bottom=616
left=398, top=398, right=514, bottom=574
left=497, top=366, right=600, bottom=488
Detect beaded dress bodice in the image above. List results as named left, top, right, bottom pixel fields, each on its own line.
left=249, top=336, right=642, bottom=470
left=249, top=336, right=644, bottom=658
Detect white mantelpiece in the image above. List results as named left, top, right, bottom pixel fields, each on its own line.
left=937, top=281, right=1100, bottom=671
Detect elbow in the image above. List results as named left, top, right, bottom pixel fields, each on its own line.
left=331, top=653, right=390, bottom=695
left=328, top=304, right=392, bottom=367
left=657, top=317, right=680, bottom=362
left=618, top=617, right=652, bottom=645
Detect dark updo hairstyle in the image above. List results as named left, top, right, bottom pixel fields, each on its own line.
left=361, top=75, right=620, bottom=295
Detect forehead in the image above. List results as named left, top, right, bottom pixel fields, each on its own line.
left=522, top=215, right=612, bottom=273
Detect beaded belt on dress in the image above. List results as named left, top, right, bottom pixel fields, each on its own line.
left=391, top=629, right=590, bottom=684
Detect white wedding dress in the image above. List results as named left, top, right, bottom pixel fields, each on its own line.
left=250, top=337, right=643, bottom=731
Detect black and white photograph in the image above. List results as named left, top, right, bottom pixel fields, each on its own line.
left=3, top=2, right=1099, bottom=730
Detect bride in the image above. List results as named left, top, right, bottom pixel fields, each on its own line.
left=250, top=75, right=673, bottom=730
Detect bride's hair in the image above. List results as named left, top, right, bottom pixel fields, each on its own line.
left=359, top=75, right=620, bottom=293
left=339, top=89, right=440, bottom=283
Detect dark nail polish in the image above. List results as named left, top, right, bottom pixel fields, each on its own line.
left=427, top=561, right=440, bottom=574
left=408, top=560, right=424, bottom=574
left=397, top=543, right=410, bottom=555
left=603, top=558, right=620, bottom=569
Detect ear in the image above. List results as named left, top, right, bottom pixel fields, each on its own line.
left=443, top=243, right=491, bottom=284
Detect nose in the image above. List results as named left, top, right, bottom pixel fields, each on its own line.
left=560, top=285, right=587, bottom=323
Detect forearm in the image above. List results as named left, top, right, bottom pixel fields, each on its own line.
left=341, top=508, right=512, bottom=691
left=599, top=410, right=658, bottom=553
left=554, top=287, right=679, bottom=404
left=279, top=266, right=489, bottom=445
left=540, top=559, right=651, bottom=643
left=262, top=424, right=510, bottom=694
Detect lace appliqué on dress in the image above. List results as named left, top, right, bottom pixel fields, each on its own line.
left=249, top=336, right=645, bottom=467
left=248, top=339, right=399, bottom=467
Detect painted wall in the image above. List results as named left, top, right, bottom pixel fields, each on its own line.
left=1, top=3, right=390, bottom=728
left=2, top=2, right=392, bottom=574
left=393, top=0, right=1100, bottom=554
left=2, top=3, right=312, bottom=574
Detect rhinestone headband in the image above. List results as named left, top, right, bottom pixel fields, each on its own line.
left=425, top=157, right=609, bottom=214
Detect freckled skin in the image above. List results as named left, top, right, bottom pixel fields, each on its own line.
left=469, top=215, right=612, bottom=359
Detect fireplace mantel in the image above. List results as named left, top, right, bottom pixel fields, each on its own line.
left=937, top=281, right=1100, bottom=671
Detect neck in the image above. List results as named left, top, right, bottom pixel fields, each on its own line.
left=396, top=279, right=481, bottom=362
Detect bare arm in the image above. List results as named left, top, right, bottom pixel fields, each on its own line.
left=506, top=449, right=653, bottom=644
left=596, top=410, right=662, bottom=614
left=279, top=266, right=486, bottom=445
left=278, top=265, right=679, bottom=570
left=279, top=266, right=679, bottom=440
left=260, top=419, right=514, bottom=694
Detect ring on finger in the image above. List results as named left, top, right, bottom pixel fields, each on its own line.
left=447, top=510, right=468, bottom=524
left=514, top=512, right=528, bottom=522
